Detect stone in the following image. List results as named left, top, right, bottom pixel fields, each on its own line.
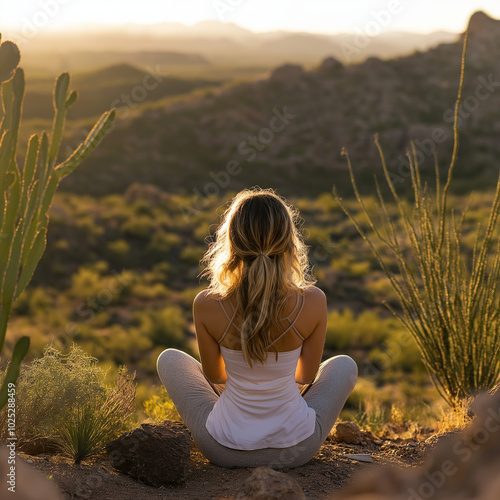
left=318, top=57, right=343, bottom=75
left=0, top=446, right=63, bottom=499
left=269, top=64, right=305, bottom=84
left=106, top=420, right=193, bottom=486
left=467, top=11, right=500, bottom=40
left=332, top=422, right=363, bottom=445
left=327, top=388, right=500, bottom=499
left=235, top=467, right=306, bottom=499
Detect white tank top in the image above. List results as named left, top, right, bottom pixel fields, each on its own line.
left=205, top=292, right=316, bottom=450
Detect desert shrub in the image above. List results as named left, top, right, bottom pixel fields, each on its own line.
left=120, top=215, right=156, bottom=239
left=83, top=325, right=153, bottom=365
left=130, top=282, right=170, bottom=300
left=148, top=229, right=181, bottom=256
left=332, top=33, right=500, bottom=406
left=69, top=265, right=107, bottom=299
left=366, top=328, right=424, bottom=376
left=69, top=264, right=136, bottom=306
left=365, top=272, right=401, bottom=305
left=143, top=385, right=180, bottom=422
left=137, top=306, right=188, bottom=348
left=107, top=239, right=130, bottom=259
left=56, top=366, right=136, bottom=463
left=326, top=309, right=401, bottom=351
left=180, top=245, right=204, bottom=266
left=352, top=399, right=388, bottom=434
left=0, top=344, right=135, bottom=463
left=344, top=377, right=435, bottom=434
left=0, top=344, right=104, bottom=442
left=330, top=255, right=372, bottom=277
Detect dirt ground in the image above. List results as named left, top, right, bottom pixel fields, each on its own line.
left=22, top=433, right=434, bottom=500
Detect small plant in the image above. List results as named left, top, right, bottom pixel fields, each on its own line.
left=0, top=344, right=135, bottom=463
left=143, top=386, right=180, bottom=422
left=352, top=398, right=388, bottom=434
left=57, top=366, right=136, bottom=463
left=437, top=398, right=473, bottom=433
left=333, top=31, right=500, bottom=407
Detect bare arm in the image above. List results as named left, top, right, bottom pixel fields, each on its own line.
left=193, top=290, right=228, bottom=384
left=295, top=287, right=327, bottom=385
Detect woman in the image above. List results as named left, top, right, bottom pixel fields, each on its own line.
left=157, top=188, right=357, bottom=468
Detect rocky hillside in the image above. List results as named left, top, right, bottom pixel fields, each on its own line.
left=60, top=11, right=500, bottom=199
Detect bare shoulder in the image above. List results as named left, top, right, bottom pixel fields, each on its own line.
left=194, top=289, right=215, bottom=309
left=193, top=288, right=224, bottom=311
left=303, top=285, right=326, bottom=306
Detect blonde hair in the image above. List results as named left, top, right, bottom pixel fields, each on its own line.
left=200, top=187, right=316, bottom=366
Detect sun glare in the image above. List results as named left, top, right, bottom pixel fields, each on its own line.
left=1, top=0, right=500, bottom=35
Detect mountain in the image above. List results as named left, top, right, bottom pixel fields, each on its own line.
left=467, top=10, right=500, bottom=39
left=9, top=21, right=457, bottom=75
left=56, top=11, right=500, bottom=200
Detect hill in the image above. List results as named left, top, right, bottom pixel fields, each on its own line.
left=57, top=11, right=500, bottom=199
left=8, top=21, right=457, bottom=74
left=22, top=63, right=223, bottom=120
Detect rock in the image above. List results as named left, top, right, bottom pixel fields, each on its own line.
left=423, top=431, right=458, bottom=452
left=332, top=422, right=363, bottom=444
left=269, top=64, right=305, bottom=84
left=106, top=420, right=193, bottom=486
left=0, top=446, right=63, bottom=499
left=362, top=430, right=384, bottom=445
left=344, top=454, right=373, bottom=463
left=235, top=467, right=306, bottom=499
left=318, top=57, right=343, bottom=75
left=327, top=388, right=500, bottom=499
left=467, top=11, right=500, bottom=40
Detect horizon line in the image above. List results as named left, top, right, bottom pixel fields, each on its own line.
left=1, top=20, right=460, bottom=38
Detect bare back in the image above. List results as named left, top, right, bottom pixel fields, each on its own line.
left=201, top=286, right=324, bottom=352
left=194, top=285, right=327, bottom=384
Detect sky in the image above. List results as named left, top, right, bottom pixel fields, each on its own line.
left=0, top=0, right=499, bottom=35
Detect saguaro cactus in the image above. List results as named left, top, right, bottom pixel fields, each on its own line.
left=0, top=34, right=116, bottom=408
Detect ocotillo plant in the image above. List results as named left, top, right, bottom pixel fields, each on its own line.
left=0, top=35, right=115, bottom=409
left=333, top=31, right=500, bottom=407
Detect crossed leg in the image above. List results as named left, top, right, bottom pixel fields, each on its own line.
left=156, top=348, right=357, bottom=468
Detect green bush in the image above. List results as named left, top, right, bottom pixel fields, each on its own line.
left=56, top=365, right=135, bottom=463
left=143, top=385, right=180, bottom=422
left=326, top=309, right=400, bottom=351
left=137, top=306, right=188, bottom=348
left=80, top=324, right=153, bottom=366
left=148, top=230, right=181, bottom=255
left=0, top=344, right=135, bottom=462
left=107, top=239, right=130, bottom=259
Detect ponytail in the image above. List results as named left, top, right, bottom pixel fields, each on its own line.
left=200, top=188, right=316, bottom=367
left=239, top=253, right=281, bottom=366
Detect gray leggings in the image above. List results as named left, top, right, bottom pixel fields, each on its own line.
left=156, top=348, right=357, bottom=469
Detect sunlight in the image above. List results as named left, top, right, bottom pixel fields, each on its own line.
left=1, top=0, right=500, bottom=34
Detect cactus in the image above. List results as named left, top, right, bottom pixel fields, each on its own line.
left=0, top=34, right=115, bottom=409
